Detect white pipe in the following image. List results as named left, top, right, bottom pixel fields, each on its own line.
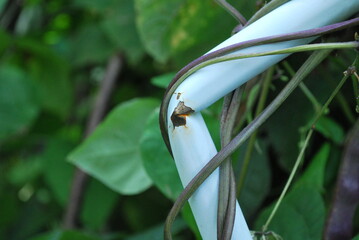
left=173, top=0, right=359, bottom=112
left=167, top=1, right=359, bottom=239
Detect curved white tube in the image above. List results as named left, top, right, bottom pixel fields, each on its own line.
left=167, top=1, right=359, bottom=240
left=173, top=0, right=359, bottom=112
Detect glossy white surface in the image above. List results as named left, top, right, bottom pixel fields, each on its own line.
left=174, top=0, right=359, bottom=112
left=167, top=1, right=359, bottom=239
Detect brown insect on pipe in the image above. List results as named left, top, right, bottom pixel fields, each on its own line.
left=170, top=101, right=194, bottom=128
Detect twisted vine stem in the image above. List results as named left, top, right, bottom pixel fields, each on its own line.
left=164, top=49, right=333, bottom=240
left=218, top=88, right=243, bottom=239
left=246, top=0, right=291, bottom=26
left=160, top=17, right=359, bottom=153
left=263, top=61, right=356, bottom=231
left=161, top=15, right=359, bottom=240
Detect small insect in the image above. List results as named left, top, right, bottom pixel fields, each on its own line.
left=250, top=230, right=283, bottom=240
left=176, top=92, right=182, bottom=100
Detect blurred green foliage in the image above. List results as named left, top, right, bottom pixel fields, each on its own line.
left=0, top=0, right=358, bottom=239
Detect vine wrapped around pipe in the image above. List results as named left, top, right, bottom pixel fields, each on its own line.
left=160, top=0, right=359, bottom=239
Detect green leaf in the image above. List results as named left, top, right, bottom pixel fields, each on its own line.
left=353, top=235, right=359, bottom=240
left=135, top=0, right=254, bottom=64
left=69, top=24, right=115, bottom=66
left=0, top=0, right=6, bottom=13
left=16, top=38, right=72, bottom=118
left=68, top=98, right=160, bottom=195
left=255, top=185, right=325, bottom=240
left=100, top=0, right=144, bottom=64
left=140, top=108, right=183, bottom=200
left=294, top=143, right=330, bottom=191
left=263, top=86, right=313, bottom=171
left=9, top=197, right=59, bottom=240
left=0, top=65, right=40, bottom=141
left=246, top=84, right=261, bottom=114
left=135, top=0, right=183, bottom=62
left=315, top=116, right=344, bottom=144
left=29, top=230, right=101, bottom=240
left=41, top=138, right=75, bottom=206
left=150, top=72, right=176, bottom=89
left=72, top=0, right=118, bottom=12
left=0, top=192, right=19, bottom=232
left=81, top=179, right=119, bottom=230
left=7, top=156, right=42, bottom=186
left=42, top=138, right=119, bottom=228
left=125, top=218, right=187, bottom=240
left=238, top=141, right=271, bottom=218
left=120, top=188, right=173, bottom=231
left=73, top=0, right=144, bottom=63
left=324, top=145, right=341, bottom=187
left=0, top=29, right=11, bottom=55
left=263, top=61, right=342, bottom=172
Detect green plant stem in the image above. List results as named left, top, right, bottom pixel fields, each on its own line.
left=232, top=80, right=262, bottom=135
left=63, top=54, right=122, bottom=229
left=313, top=71, right=352, bottom=125
left=161, top=19, right=359, bottom=150
left=328, top=55, right=357, bottom=121
left=322, top=57, right=356, bottom=124
left=353, top=74, right=359, bottom=113
left=246, top=0, right=290, bottom=26
left=335, top=90, right=356, bottom=123
left=352, top=56, right=359, bottom=112
left=262, top=129, right=313, bottom=231
left=164, top=50, right=331, bottom=240
left=175, top=42, right=358, bottom=99
left=300, top=83, right=322, bottom=112
left=215, top=0, right=247, bottom=25
left=218, top=166, right=237, bottom=240
left=282, top=61, right=322, bottom=112
left=237, top=66, right=274, bottom=197
left=218, top=88, right=242, bottom=240
left=262, top=63, right=352, bottom=231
